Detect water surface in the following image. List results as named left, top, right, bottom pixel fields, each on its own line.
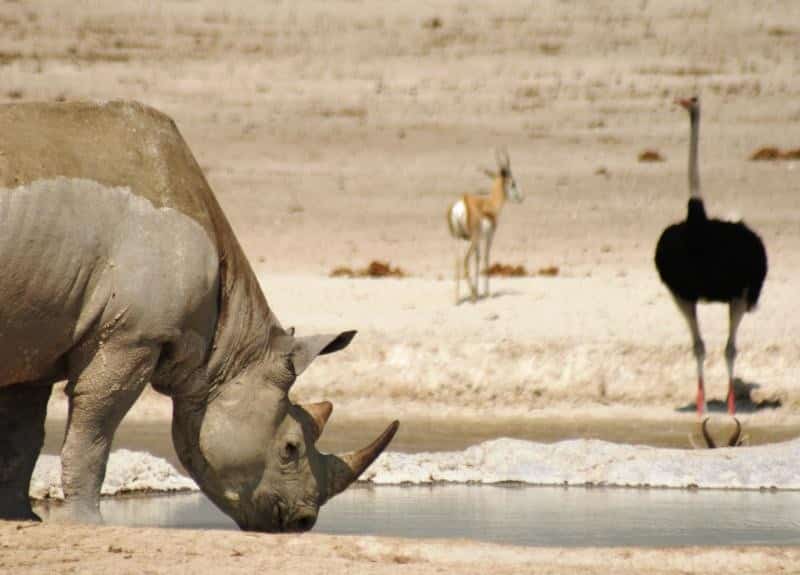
left=35, top=485, right=800, bottom=547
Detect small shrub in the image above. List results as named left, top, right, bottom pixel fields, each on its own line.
left=330, top=260, right=405, bottom=278
left=537, top=266, right=560, bottom=277
left=750, top=146, right=800, bottom=161
left=486, top=263, right=527, bottom=277
left=750, top=147, right=782, bottom=161
left=638, top=149, right=664, bottom=162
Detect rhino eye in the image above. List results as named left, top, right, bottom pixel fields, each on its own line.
left=280, top=440, right=301, bottom=462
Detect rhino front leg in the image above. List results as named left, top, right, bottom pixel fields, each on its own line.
left=0, top=383, right=52, bottom=521
left=57, top=341, right=159, bottom=523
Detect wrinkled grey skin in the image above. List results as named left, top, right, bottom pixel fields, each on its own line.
left=0, top=101, right=398, bottom=532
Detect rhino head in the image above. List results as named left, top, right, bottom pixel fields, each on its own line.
left=189, top=330, right=398, bottom=532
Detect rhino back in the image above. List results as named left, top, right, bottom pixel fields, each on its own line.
left=0, top=100, right=217, bottom=237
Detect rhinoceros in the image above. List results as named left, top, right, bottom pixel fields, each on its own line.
left=0, top=100, right=398, bottom=532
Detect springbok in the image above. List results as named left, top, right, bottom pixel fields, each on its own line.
left=447, top=149, right=523, bottom=303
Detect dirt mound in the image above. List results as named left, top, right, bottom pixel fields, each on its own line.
left=330, top=261, right=406, bottom=278
left=537, top=265, right=560, bottom=277
left=485, top=264, right=560, bottom=277
left=750, top=147, right=800, bottom=161
left=486, top=263, right=527, bottom=277
left=638, top=150, right=664, bottom=162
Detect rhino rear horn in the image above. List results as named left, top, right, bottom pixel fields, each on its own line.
left=301, top=401, right=333, bottom=441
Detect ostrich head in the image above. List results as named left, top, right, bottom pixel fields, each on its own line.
left=676, top=96, right=700, bottom=115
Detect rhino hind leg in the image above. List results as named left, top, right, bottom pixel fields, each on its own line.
left=0, top=383, right=52, bottom=521
left=57, top=341, right=159, bottom=522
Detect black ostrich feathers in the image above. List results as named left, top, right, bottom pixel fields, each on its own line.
left=655, top=198, right=767, bottom=310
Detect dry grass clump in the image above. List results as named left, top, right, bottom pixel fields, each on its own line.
left=538, top=42, right=562, bottom=56
left=750, top=147, right=781, bottom=161
left=485, top=263, right=560, bottom=277
left=330, top=260, right=405, bottom=278
left=319, top=106, right=368, bottom=119
left=421, top=16, right=443, bottom=30
left=486, top=263, right=527, bottom=277
left=0, top=50, right=23, bottom=65
left=537, top=265, right=560, bottom=277
left=638, top=149, right=664, bottom=162
left=750, top=147, right=800, bottom=161
left=767, top=26, right=795, bottom=37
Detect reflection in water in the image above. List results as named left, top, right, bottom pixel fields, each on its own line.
left=34, top=485, right=800, bottom=546
left=320, top=485, right=800, bottom=546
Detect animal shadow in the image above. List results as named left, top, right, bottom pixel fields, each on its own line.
left=455, top=289, right=521, bottom=306
left=675, top=378, right=782, bottom=414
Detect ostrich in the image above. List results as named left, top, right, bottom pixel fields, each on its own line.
left=655, top=96, right=767, bottom=417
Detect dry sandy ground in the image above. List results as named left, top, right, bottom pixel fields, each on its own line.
left=3, top=0, right=800, bottom=572
left=2, top=522, right=800, bottom=575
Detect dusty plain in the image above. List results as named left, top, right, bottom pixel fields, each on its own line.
left=1, top=0, right=800, bottom=573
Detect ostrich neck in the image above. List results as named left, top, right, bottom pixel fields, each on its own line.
left=688, top=109, right=700, bottom=199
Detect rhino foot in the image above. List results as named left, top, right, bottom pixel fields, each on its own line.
left=0, top=383, right=52, bottom=522
left=0, top=491, right=41, bottom=522
left=47, top=501, right=104, bottom=525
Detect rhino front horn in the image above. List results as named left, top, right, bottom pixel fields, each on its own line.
left=328, top=420, right=399, bottom=497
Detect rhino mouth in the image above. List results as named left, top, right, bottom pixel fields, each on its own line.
left=240, top=490, right=318, bottom=533
left=274, top=500, right=319, bottom=532
left=226, top=412, right=398, bottom=533
left=285, top=508, right=318, bottom=532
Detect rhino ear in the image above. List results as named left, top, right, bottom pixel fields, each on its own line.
left=291, top=330, right=356, bottom=376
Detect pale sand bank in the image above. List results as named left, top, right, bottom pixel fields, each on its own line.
left=2, top=522, right=799, bottom=575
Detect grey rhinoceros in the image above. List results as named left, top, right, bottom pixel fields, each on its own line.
left=0, top=100, right=398, bottom=532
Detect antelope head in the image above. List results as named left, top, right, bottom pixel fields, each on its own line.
left=493, top=148, right=523, bottom=203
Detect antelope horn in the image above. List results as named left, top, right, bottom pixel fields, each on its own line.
left=494, top=147, right=510, bottom=170
left=301, top=401, right=333, bottom=440
left=327, top=420, right=399, bottom=498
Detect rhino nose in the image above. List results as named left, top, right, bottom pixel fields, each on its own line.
left=287, top=511, right=317, bottom=532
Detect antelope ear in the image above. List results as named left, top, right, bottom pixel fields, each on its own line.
left=291, top=330, right=357, bottom=376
